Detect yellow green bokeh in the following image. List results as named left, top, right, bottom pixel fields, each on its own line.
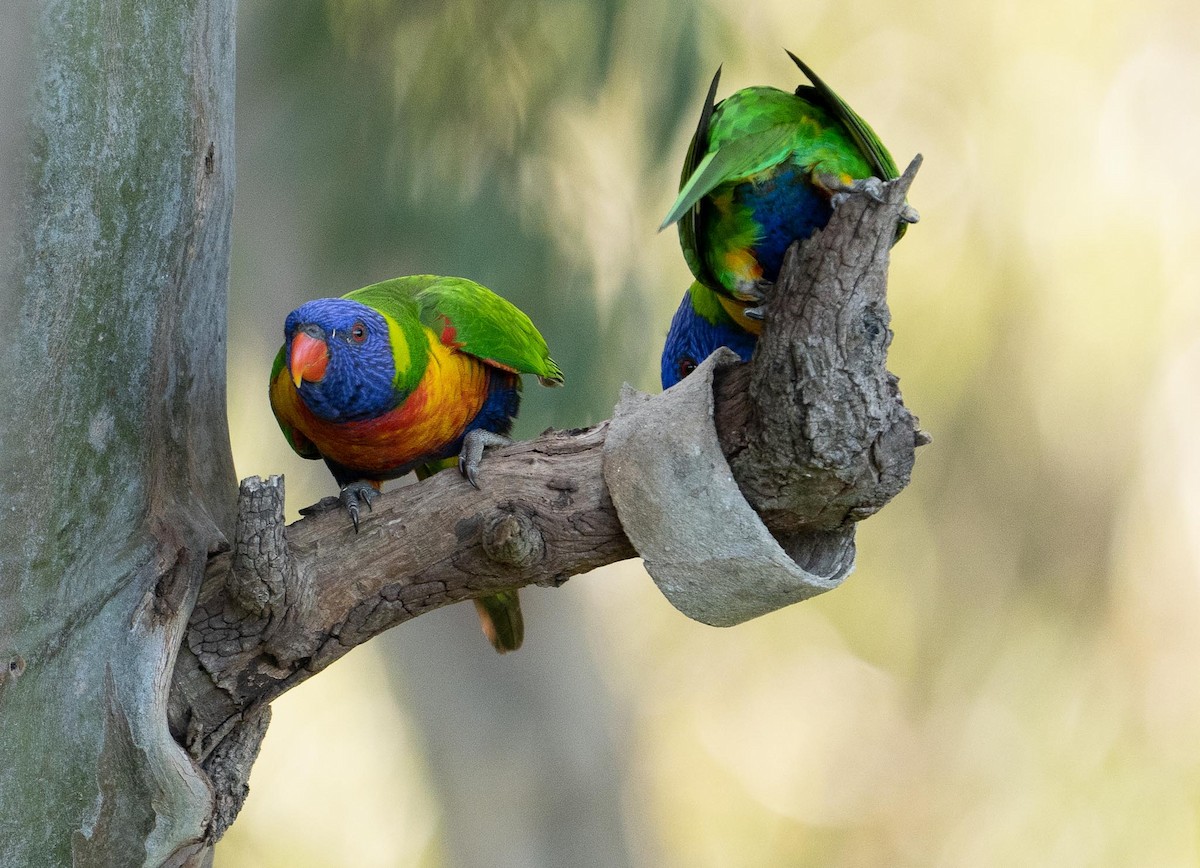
left=219, top=0, right=1200, bottom=864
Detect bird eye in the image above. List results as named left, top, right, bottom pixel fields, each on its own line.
left=678, top=357, right=697, bottom=379
left=350, top=322, right=367, bottom=343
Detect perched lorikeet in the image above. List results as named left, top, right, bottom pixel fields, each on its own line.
left=661, top=281, right=759, bottom=389
left=660, top=50, right=917, bottom=312
left=269, top=275, right=564, bottom=653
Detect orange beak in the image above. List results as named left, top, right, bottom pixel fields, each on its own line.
left=290, top=330, right=329, bottom=387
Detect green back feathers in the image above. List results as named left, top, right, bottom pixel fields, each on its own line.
left=785, top=50, right=898, bottom=182
left=347, top=275, right=564, bottom=387
left=687, top=280, right=735, bottom=327
left=784, top=51, right=907, bottom=244
left=662, top=105, right=799, bottom=227
left=661, top=50, right=902, bottom=245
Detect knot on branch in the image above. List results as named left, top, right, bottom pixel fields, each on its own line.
left=482, top=509, right=544, bottom=568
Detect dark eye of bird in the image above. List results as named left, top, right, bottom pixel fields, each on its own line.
left=678, top=357, right=697, bottom=378
left=350, top=322, right=366, bottom=343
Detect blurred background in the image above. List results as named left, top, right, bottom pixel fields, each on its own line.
left=217, top=0, right=1200, bottom=865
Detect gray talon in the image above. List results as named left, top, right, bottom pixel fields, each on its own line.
left=737, top=282, right=768, bottom=303
left=457, top=452, right=480, bottom=489
left=900, top=204, right=921, bottom=224
left=458, top=429, right=513, bottom=489
left=858, top=177, right=885, bottom=202
left=744, top=306, right=765, bottom=321
left=823, top=174, right=886, bottom=207
left=339, top=481, right=380, bottom=533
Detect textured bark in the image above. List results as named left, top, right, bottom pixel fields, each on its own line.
left=168, top=426, right=634, bottom=765
left=715, top=157, right=928, bottom=533
left=0, top=0, right=236, bottom=864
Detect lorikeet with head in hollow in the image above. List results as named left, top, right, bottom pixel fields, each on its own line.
left=659, top=50, right=917, bottom=325
left=661, top=281, right=759, bottom=389
left=269, top=275, right=564, bottom=653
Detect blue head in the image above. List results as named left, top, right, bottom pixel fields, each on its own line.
left=284, top=297, right=399, bottom=422
left=661, top=284, right=757, bottom=389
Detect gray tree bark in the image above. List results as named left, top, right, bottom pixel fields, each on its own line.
left=0, top=0, right=924, bottom=861
left=0, top=0, right=235, bottom=865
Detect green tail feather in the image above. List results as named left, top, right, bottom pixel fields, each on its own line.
left=474, top=591, right=524, bottom=653
left=415, top=460, right=524, bottom=652
left=415, top=458, right=456, bottom=479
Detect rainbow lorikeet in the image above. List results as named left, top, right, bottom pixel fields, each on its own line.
left=269, top=275, right=564, bottom=653
left=660, top=50, right=917, bottom=316
left=661, top=281, right=759, bottom=389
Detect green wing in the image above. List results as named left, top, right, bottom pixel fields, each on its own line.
left=785, top=50, right=899, bottom=182
left=673, top=67, right=723, bottom=288
left=663, top=52, right=907, bottom=249
left=417, top=277, right=564, bottom=385
left=351, top=275, right=563, bottom=386
left=661, top=124, right=799, bottom=230
left=785, top=51, right=907, bottom=242
left=660, top=71, right=800, bottom=235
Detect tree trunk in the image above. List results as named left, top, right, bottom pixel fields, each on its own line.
left=0, top=0, right=236, bottom=864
